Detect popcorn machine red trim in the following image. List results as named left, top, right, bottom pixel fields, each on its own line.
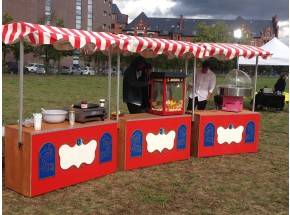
left=149, top=72, right=186, bottom=116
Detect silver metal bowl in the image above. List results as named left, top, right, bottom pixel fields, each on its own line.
left=218, top=85, right=252, bottom=97
left=42, top=109, right=68, bottom=123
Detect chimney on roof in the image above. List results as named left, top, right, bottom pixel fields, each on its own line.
left=179, top=15, right=184, bottom=31
left=272, top=15, right=279, bottom=37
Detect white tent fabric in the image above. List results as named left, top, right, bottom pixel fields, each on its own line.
left=238, top=37, right=289, bottom=66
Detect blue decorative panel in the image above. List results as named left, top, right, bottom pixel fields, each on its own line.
left=204, top=123, right=215, bottom=147
left=130, top=130, right=143, bottom=157
left=100, top=133, right=112, bottom=163
left=245, top=121, right=255, bottom=143
left=177, top=125, right=187, bottom=149
left=39, top=143, right=55, bottom=179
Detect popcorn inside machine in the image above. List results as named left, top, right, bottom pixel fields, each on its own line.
left=149, top=72, right=186, bottom=115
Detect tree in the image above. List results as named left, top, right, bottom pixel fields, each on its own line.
left=2, top=13, right=14, bottom=71
left=34, top=11, right=72, bottom=73
left=192, top=22, right=238, bottom=73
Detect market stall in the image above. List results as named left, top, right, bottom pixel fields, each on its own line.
left=2, top=22, right=126, bottom=196
left=191, top=42, right=271, bottom=157
left=114, top=34, right=205, bottom=170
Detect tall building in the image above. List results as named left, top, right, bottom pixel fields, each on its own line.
left=3, top=0, right=115, bottom=66
left=111, top=3, right=128, bottom=34
left=3, top=0, right=113, bottom=32
left=124, top=12, right=279, bottom=46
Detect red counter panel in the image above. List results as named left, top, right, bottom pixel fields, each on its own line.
left=118, top=114, right=191, bottom=171
left=5, top=121, right=117, bottom=197
left=192, top=110, right=260, bottom=157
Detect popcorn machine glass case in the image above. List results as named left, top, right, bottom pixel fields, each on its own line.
left=150, top=72, right=186, bottom=115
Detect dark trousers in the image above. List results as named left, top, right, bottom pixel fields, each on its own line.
left=187, top=97, right=207, bottom=111
left=127, top=103, right=146, bottom=114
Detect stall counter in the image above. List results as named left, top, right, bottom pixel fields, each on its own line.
left=192, top=110, right=260, bottom=157
left=5, top=120, right=118, bottom=197
left=118, top=113, right=191, bottom=170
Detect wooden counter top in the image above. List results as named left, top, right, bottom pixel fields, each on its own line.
left=193, top=110, right=259, bottom=116
left=6, top=120, right=117, bottom=135
left=119, top=113, right=191, bottom=121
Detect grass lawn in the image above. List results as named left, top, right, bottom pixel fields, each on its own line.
left=2, top=74, right=289, bottom=214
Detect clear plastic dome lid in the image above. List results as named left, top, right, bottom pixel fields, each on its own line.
left=224, top=69, right=252, bottom=87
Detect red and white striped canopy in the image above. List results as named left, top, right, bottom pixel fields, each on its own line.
left=2, top=22, right=271, bottom=60
left=199, top=42, right=271, bottom=60
left=117, top=34, right=205, bottom=58
left=2, top=22, right=121, bottom=52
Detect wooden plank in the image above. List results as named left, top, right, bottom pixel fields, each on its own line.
left=117, top=119, right=126, bottom=170
left=194, top=110, right=258, bottom=116
left=191, top=114, right=200, bottom=157
left=5, top=126, right=32, bottom=196
left=6, top=120, right=117, bottom=135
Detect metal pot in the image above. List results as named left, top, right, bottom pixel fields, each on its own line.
left=218, top=85, right=252, bottom=97
left=41, top=109, right=68, bottom=123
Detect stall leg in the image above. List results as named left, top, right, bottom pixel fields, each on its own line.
left=116, top=52, right=120, bottom=121
left=192, top=58, right=197, bottom=121
left=107, top=50, right=112, bottom=120
left=252, top=56, right=259, bottom=112
left=184, top=58, right=188, bottom=112
left=18, top=40, right=24, bottom=147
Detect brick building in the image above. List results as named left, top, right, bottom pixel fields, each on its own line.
left=3, top=0, right=116, bottom=67
left=3, top=0, right=113, bottom=31
left=111, top=3, right=128, bottom=34
left=124, top=12, right=279, bottom=46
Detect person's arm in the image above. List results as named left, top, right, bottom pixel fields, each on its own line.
left=208, top=73, right=216, bottom=98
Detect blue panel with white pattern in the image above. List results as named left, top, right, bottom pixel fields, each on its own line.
left=204, top=123, right=215, bottom=147
left=130, top=130, right=143, bottom=157
left=245, top=121, right=255, bottom=143
left=100, top=133, right=112, bottom=163
left=39, top=143, right=55, bottom=179
left=177, top=125, right=187, bottom=149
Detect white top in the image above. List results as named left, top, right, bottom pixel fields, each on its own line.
left=189, top=69, right=216, bottom=101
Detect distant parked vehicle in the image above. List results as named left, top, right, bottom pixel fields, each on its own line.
left=79, top=66, right=96, bottom=75
left=60, top=66, right=72, bottom=75
left=47, top=65, right=58, bottom=74
left=25, top=63, right=42, bottom=73
left=36, top=64, right=46, bottom=74
left=71, top=64, right=81, bottom=75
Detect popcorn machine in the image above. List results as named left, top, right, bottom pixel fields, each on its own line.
left=149, top=72, right=186, bottom=115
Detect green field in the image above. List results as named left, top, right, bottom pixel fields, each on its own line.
left=2, top=74, right=289, bottom=214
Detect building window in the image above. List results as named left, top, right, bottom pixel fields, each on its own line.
left=103, top=24, right=107, bottom=30
left=103, top=11, right=107, bottom=16
left=75, top=0, right=82, bottom=29
left=87, top=0, right=93, bottom=31
left=45, top=0, right=52, bottom=24
left=104, top=0, right=107, bottom=3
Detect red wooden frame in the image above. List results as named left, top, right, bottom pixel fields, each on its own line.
left=193, top=111, right=260, bottom=157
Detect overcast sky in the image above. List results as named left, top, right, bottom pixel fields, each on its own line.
left=114, top=0, right=289, bottom=44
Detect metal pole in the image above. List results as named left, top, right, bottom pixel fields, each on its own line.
left=185, top=58, right=188, bottom=76
left=184, top=58, right=188, bottom=113
left=252, top=56, right=259, bottom=112
left=237, top=56, right=239, bottom=70
left=107, top=50, right=112, bottom=120
left=116, top=52, right=121, bottom=121
left=192, top=58, right=197, bottom=121
left=18, top=40, right=24, bottom=146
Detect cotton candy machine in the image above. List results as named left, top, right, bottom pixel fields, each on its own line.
left=217, top=69, right=252, bottom=112
left=149, top=72, right=186, bottom=115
